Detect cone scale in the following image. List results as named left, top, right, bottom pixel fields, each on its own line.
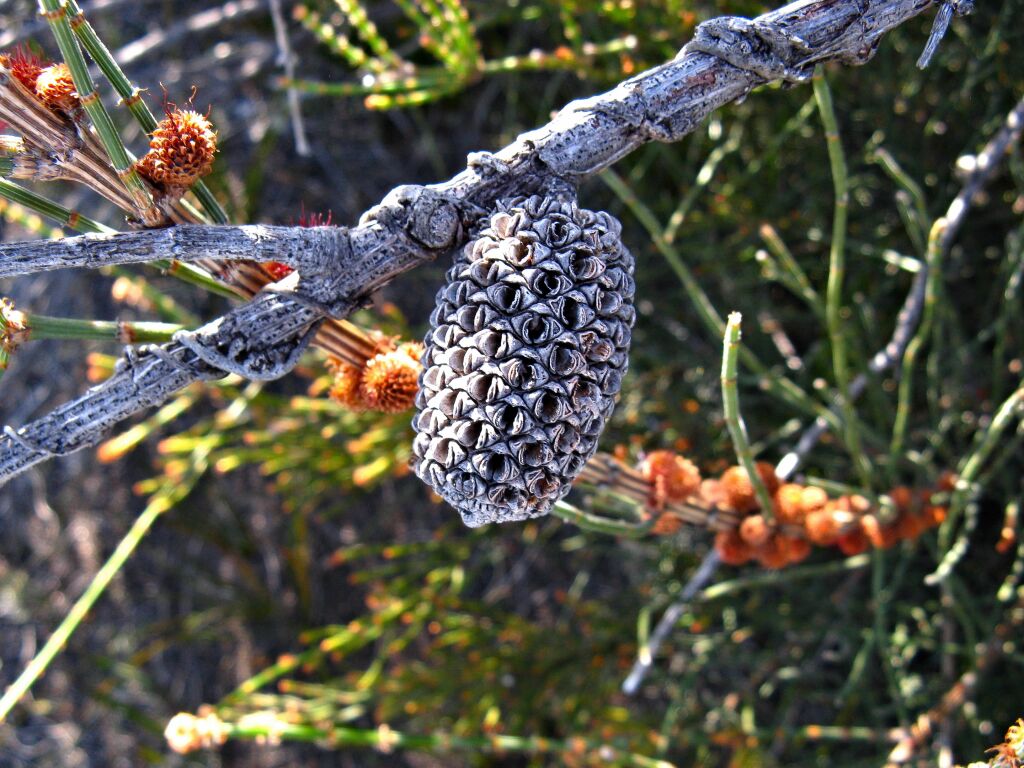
left=412, top=195, right=635, bottom=526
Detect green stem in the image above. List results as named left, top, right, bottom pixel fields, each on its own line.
left=758, top=222, right=825, bottom=319
left=813, top=69, right=872, bottom=490
left=64, top=0, right=227, bottom=223
left=890, top=218, right=947, bottom=464
left=149, top=259, right=239, bottom=299
left=551, top=500, right=655, bottom=538
left=0, top=178, right=113, bottom=233
left=700, top=554, right=871, bottom=601
left=721, top=312, right=775, bottom=520
left=26, top=313, right=184, bottom=343
left=872, top=551, right=910, bottom=724
left=868, top=147, right=929, bottom=251
left=38, top=0, right=155, bottom=218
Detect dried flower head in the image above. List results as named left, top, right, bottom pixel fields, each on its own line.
left=720, top=462, right=778, bottom=513
left=1, top=45, right=49, bottom=91
left=754, top=534, right=789, bottom=569
left=137, top=105, right=217, bottom=187
left=893, top=510, right=927, bottom=542
left=782, top=535, right=812, bottom=565
left=836, top=527, right=869, bottom=556
left=860, top=514, right=899, bottom=549
left=739, top=513, right=771, bottom=547
left=397, top=340, right=424, bottom=363
left=34, top=62, right=77, bottom=111
left=889, top=485, right=914, bottom=513
left=359, top=348, right=422, bottom=413
left=328, top=359, right=366, bottom=411
left=639, top=449, right=701, bottom=509
left=715, top=529, right=753, bottom=565
left=801, top=484, right=827, bottom=509
left=698, top=478, right=729, bottom=508
left=651, top=512, right=684, bottom=536
left=0, top=297, right=29, bottom=368
left=923, top=505, right=947, bottom=527
left=1005, top=719, right=1024, bottom=761
left=774, top=483, right=808, bottom=524
left=804, top=507, right=843, bottom=546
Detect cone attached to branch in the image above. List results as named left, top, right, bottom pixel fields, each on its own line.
left=412, top=194, right=635, bottom=526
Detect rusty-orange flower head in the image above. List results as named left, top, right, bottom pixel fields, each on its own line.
left=720, top=462, right=778, bottom=514
left=137, top=103, right=217, bottom=187
left=35, top=62, right=77, bottom=111
left=359, top=347, right=422, bottom=413
left=639, top=449, right=701, bottom=509
left=1, top=45, right=49, bottom=92
left=328, top=360, right=367, bottom=411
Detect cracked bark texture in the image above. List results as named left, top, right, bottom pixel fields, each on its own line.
left=0, top=0, right=951, bottom=486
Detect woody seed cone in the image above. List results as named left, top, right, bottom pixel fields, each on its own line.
left=412, top=195, right=635, bottom=526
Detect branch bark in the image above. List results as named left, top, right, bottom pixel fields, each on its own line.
left=0, top=0, right=953, bottom=486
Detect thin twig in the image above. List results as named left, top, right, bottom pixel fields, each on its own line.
left=621, top=550, right=721, bottom=695
left=268, top=0, right=311, bottom=157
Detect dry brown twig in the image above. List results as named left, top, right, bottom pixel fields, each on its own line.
left=0, top=0, right=970, bottom=487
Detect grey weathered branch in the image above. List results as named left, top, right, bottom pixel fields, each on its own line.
left=0, top=0, right=960, bottom=486
left=0, top=225, right=343, bottom=278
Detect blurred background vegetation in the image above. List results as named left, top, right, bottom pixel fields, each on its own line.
left=0, top=0, right=1022, bottom=766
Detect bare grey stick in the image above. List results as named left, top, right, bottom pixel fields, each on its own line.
left=268, top=0, right=311, bottom=157
left=775, top=94, right=1024, bottom=482
left=0, top=188, right=462, bottom=486
left=621, top=550, right=721, bottom=695
left=0, top=224, right=347, bottom=279
left=0, top=0, right=960, bottom=486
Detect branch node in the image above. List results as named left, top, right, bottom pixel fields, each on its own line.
left=684, top=16, right=813, bottom=84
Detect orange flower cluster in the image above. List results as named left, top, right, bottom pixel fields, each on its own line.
left=637, top=450, right=951, bottom=569
left=327, top=339, right=423, bottom=413
left=34, top=63, right=77, bottom=111
left=1, top=48, right=79, bottom=112
left=136, top=106, right=217, bottom=188
left=715, top=469, right=950, bottom=567
left=638, top=450, right=701, bottom=510
left=2, top=46, right=48, bottom=93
